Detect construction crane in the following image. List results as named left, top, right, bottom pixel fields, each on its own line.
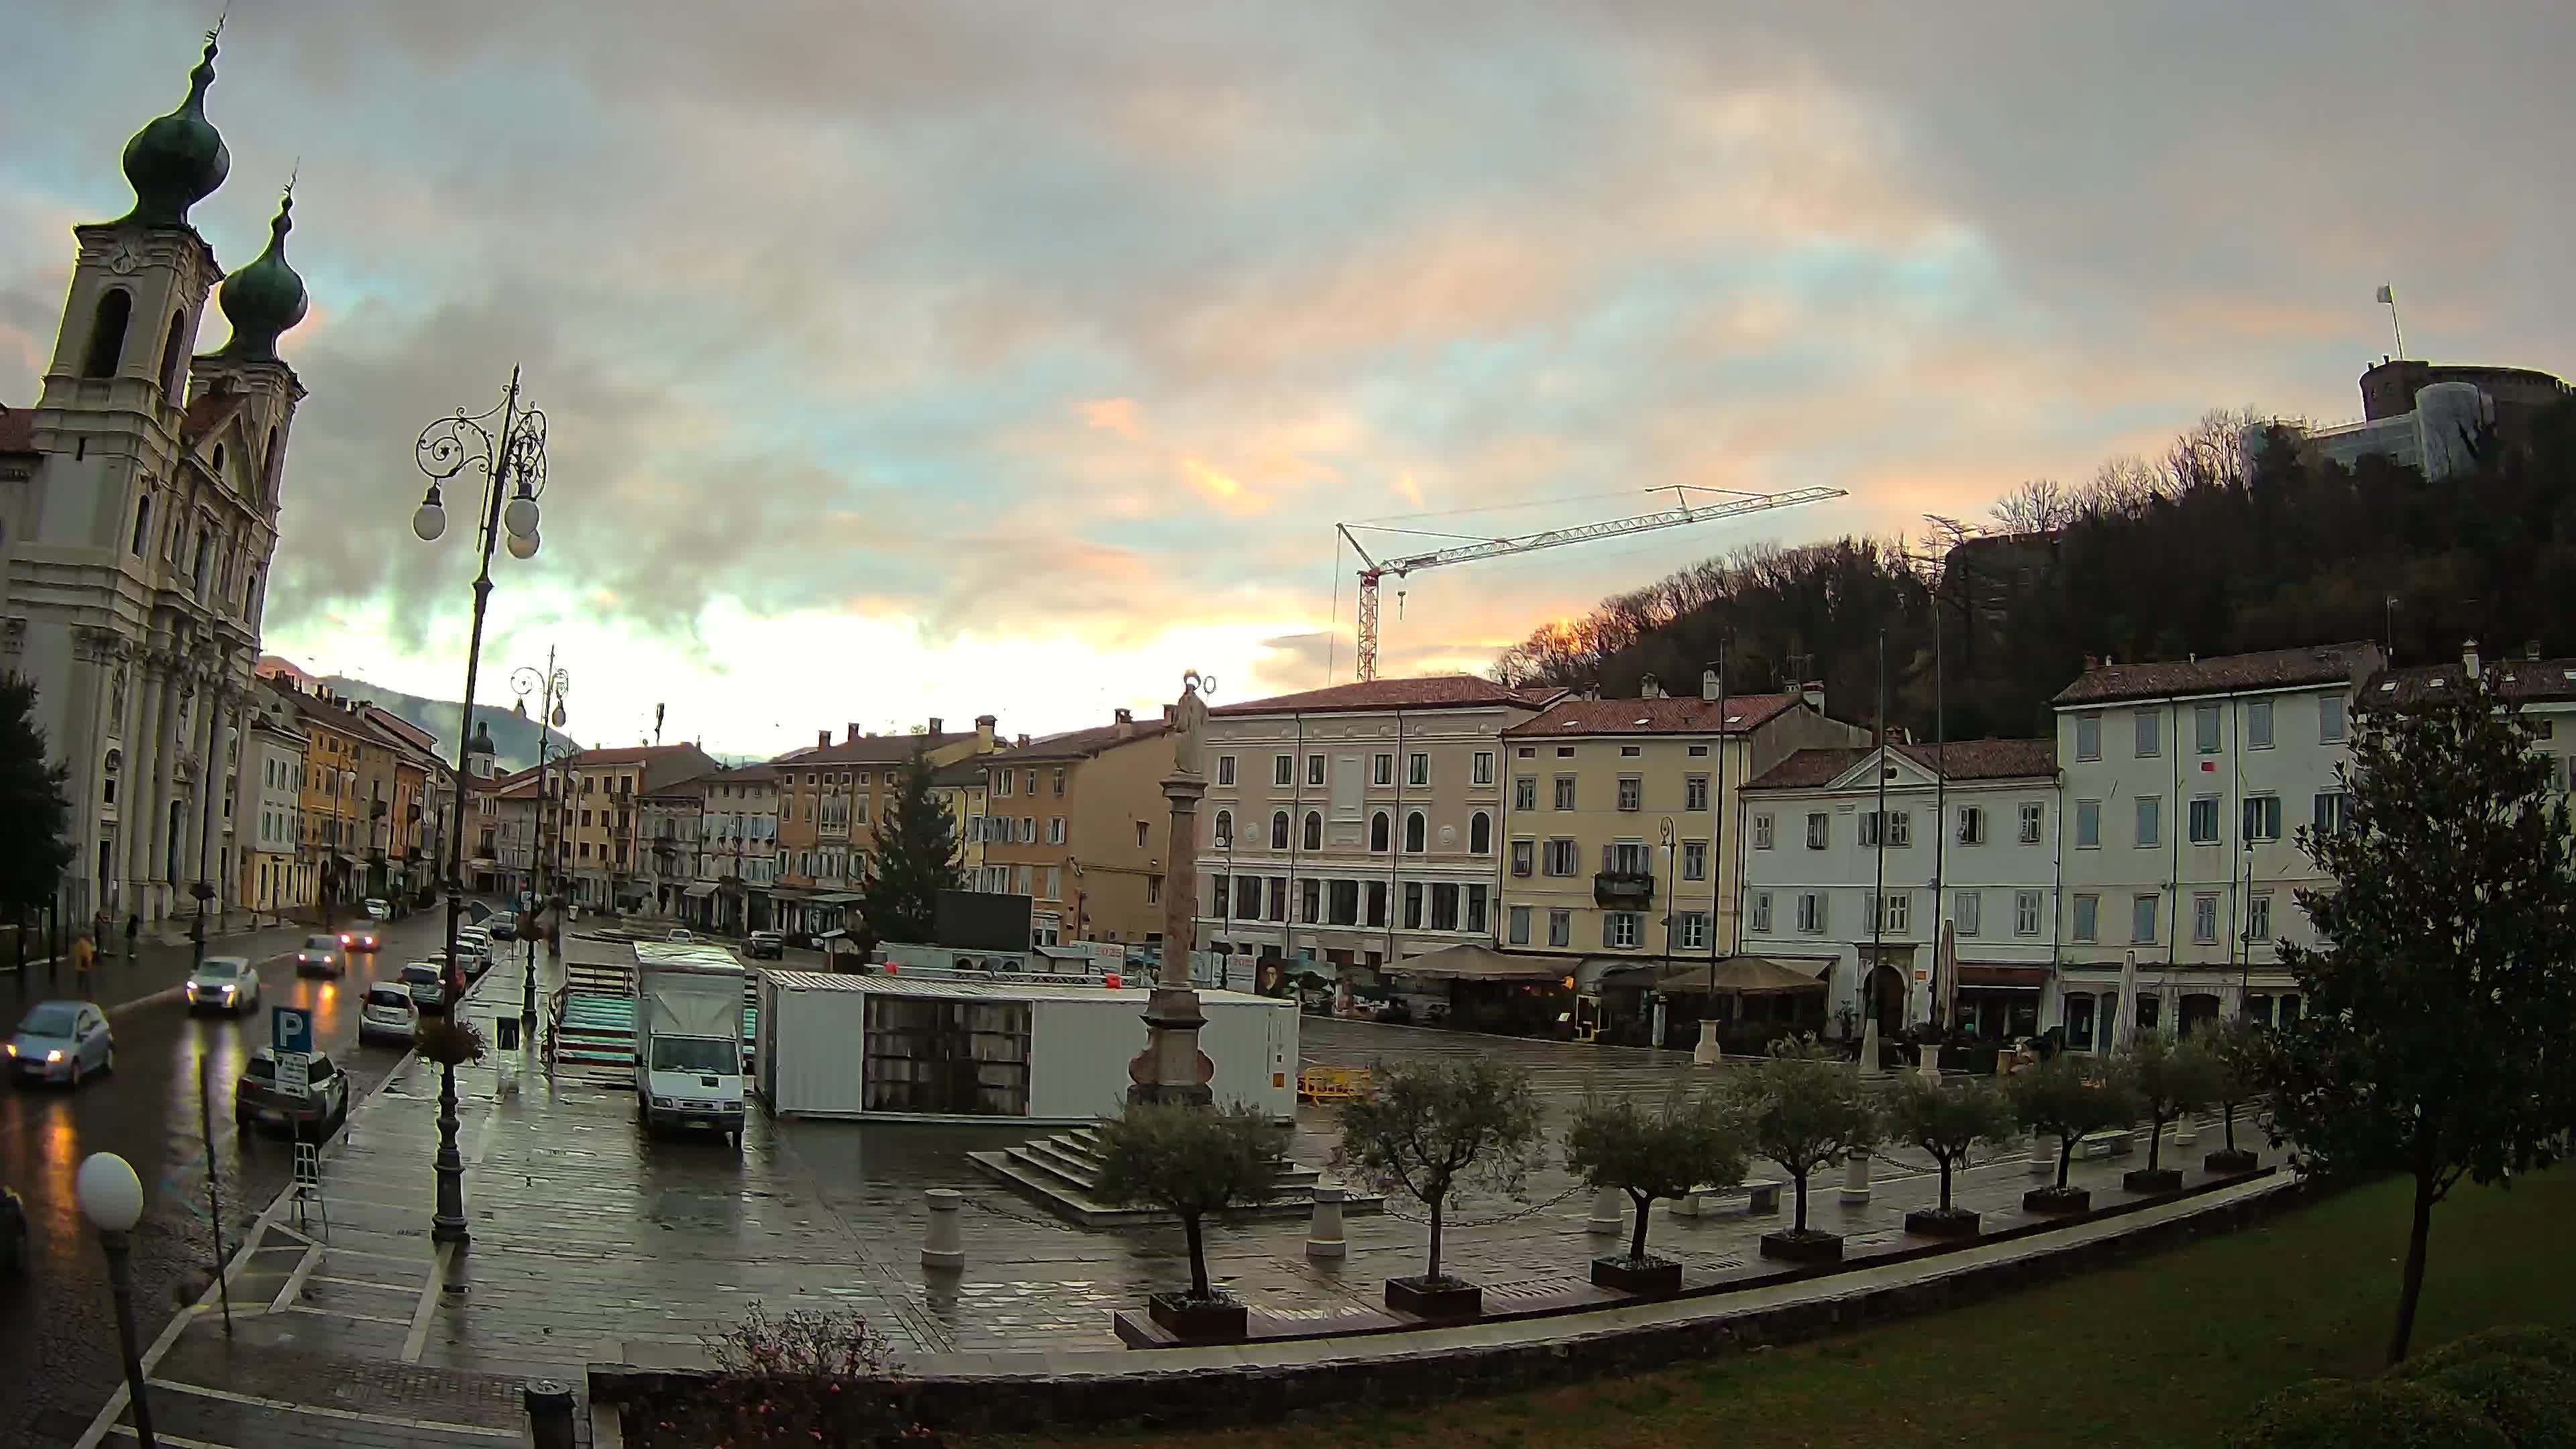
left=1338, top=485, right=1847, bottom=681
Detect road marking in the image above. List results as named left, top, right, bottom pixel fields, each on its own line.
left=104, top=984, right=184, bottom=1016
left=281, top=1301, right=417, bottom=1326
left=309, top=1272, right=419, bottom=1293
left=401, top=1239, right=453, bottom=1364
left=146, top=1379, right=522, bottom=1439
left=270, top=1244, right=323, bottom=1313
left=108, top=1428, right=231, bottom=1448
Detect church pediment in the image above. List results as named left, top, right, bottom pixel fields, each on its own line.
left=1822, top=746, right=1941, bottom=793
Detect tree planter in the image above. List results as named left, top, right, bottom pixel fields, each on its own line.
left=1589, top=1254, right=1683, bottom=1297
left=2022, top=1185, right=2091, bottom=1215
left=2121, top=1167, right=2184, bottom=1194
left=1902, top=1207, right=1983, bottom=1238
left=1758, top=1229, right=1844, bottom=1264
left=2204, top=1147, right=2260, bottom=1174
left=1146, top=1292, right=1248, bottom=1344
left=1384, top=1275, right=1483, bottom=1320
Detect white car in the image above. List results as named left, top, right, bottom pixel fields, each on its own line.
left=456, top=927, right=493, bottom=974
left=294, top=934, right=345, bottom=978
left=186, top=957, right=262, bottom=1015
left=363, top=898, right=392, bottom=921
left=357, top=983, right=421, bottom=1046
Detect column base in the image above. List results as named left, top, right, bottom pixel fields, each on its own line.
left=1125, top=1082, right=1214, bottom=1108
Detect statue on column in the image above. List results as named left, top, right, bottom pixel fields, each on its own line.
left=1171, top=669, right=1211, bottom=778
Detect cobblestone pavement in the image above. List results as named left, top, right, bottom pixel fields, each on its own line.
left=78, top=948, right=2268, bottom=1446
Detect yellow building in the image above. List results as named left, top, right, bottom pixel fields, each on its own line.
left=1495, top=674, right=1864, bottom=974
left=974, top=710, right=1175, bottom=946
left=769, top=715, right=1000, bottom=936
left=562, top=743, right=720, bottom=912
left=930, top=757, right=991, bottom=890
left=278, top=684, right=373, bottom=920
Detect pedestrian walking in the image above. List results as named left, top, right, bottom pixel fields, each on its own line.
left=72, top=932, right=96, bottom=998
left=125, top=910, right=140, bottom=961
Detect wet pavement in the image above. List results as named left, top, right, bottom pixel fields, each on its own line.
left=62, top=938, right=2279, bottom=1446
left=0, top=910, right=486, bottom=1446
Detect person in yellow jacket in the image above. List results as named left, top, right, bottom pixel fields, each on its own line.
left=71, top=932, right=97, bottom=996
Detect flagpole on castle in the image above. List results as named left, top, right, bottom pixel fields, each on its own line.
left=2377, top=284, right=2405, bottom=358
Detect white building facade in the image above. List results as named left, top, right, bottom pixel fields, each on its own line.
left=1739, top=739, right=2060, bottom=1042
left=239, top=702, right=305, bottom=912
left=2050, top=643, right=2384, bottom=1050
left=1192, top=676, right=1562, bottom=973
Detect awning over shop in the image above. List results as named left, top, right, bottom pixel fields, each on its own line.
left=1387, top=943, right=1567, bottom=981
left=809, top=891, right=863, bottom=906
left=1956, top=963, right=2050, bottom=989
left=1601, top=956, right=1831, bottom=996
left=682, top=881, right=719, bottom=899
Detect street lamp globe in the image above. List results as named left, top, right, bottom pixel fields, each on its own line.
left=76, top=1152, right=144, bottom=1232
left=502, top=489, right=540, bottom=539
left=550, top=700, right=568, bottom=728
left=411, top=486, right=447, bottom=543
left=505, top=528, right=539, bottom=561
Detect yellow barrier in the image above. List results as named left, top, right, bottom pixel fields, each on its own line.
left=1297, top=1065, right=1374, bottom=1104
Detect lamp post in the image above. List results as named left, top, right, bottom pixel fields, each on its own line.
left=1658, top=816, right=1678, bottom=1045
left=511, top=653, right=570, bottom=1034
left=77, top=1152, right=156, bottom=1448
left=412, top=367, right=549, bottom=1250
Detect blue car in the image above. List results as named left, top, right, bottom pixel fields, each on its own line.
left=8, top=1000, right=113, bottom=1087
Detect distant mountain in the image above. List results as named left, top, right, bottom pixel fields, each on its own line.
left=318, top=676, right=580, bottom=775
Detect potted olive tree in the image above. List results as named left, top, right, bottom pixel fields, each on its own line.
left=1882, top=1072, right=2019, bottom=1238
left=2118, top=1029, right=2220, bottom=1194
left=2008, top=1051, right=2139, bottom=1214
left=1093, top=1102, right=1288, bottom=1343
left=2201, top=1016, right=2267, bottom=1174
left=1333, top=1058, right=1544, bottom=1319
left=1729, top=1036, right=1880, bottom=1264
left=1563, top=1090, right=1746, bottom=1296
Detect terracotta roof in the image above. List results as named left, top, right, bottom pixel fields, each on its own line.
left=181, top=391, right=248, bottom=447
left=773, top=731, right=977, bottom=766
left=930, top=759, right=989, bottom=788
left=1503, top=693, right=1801, bottom=738
left=2373, top=659, right=2576, bottom=708
left=568, top=743, right=710, bottom=767
left=2051, top=643, right=2381, bottom=707
left=1745, top=738, right=2057, bottom=792
left=0, top=406, right=34, bottom=454
left=1212, top=676, right=1562, bottom=717
left=983, top=719, right=1171, bottom=763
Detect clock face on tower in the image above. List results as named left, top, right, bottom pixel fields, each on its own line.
left=107, top=236, right=144, bottom=275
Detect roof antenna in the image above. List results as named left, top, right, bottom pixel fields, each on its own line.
left=654, top=702, right=665, bottom=747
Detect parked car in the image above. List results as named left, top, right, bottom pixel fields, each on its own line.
left=456, top=927, right=493, bottom=973
left=234, top=1047, right=349, bottom=1138
left=667, top=928, right=694, bottom=943
left=363, top=898, right=392, bottom=921
left=743, top=930, right=785, bottom=961
left=341, top=923, right=382, bottom=953
left=397, top=962, right=449, bottom=1014
left=357, top=983, right=421, bottom=1047
left=0, top=1185, right=27, bottom=1277
left=186, top=956, right=262, bottom=1016
left=487, top=912, right=518, bottom=943
left=8, top=1001, right=113, bottom=1087
left=295, top=934, right=345, bottom=977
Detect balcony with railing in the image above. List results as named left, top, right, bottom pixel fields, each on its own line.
left=1593, top=871, right=1655, bottom=908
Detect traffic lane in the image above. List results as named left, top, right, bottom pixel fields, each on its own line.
left=0, top=917, right=454, bottom=1442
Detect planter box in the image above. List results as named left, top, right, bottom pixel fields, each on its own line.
left=1589, top=1255, right=1683, bottom=1297
left=1146, top=1293, right=1248, bottom=1344
left=2022, top=1186, right=2091, bottom=1215
left=1902, top=1208, right=1983, bottom=1238
left=2204, top=1148, right=2260, bottom=1175
left=2122, top=1167, right=2184, bottom=1195
left=1385, top=1275, right=1482, bottom=1320
left=1758, top=1230, right=1844, bottom=1264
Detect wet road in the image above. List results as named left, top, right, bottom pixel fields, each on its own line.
left=0, top=910, right=502, bottom=1444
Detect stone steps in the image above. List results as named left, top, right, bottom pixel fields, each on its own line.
left=967, top=1128, right=1381, bottom=1228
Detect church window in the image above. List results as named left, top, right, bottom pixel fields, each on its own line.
left=262, top=426, right=280, bottom=502
left=129, top=496, right=152, bottom=555
left=159, top=311, right=186, bottom=395
left=83, top=290, right=131, bottom=378
left=211, top=443, right=225, bottom=478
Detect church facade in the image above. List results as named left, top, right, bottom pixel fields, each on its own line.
left=0, top=31, right=311, bottom=924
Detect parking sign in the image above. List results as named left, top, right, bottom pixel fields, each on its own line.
left=271, top=1007, right=313, bottom=1056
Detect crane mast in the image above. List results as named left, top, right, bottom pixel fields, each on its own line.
left=1339, top=485, right=1847, bottom=681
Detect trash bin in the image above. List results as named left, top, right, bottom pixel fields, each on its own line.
left=496, top=1016, right=521, bottom=1052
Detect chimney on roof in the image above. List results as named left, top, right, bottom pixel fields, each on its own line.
left=928, top=716, right=944, bottom=736
left=2463, top=638, right=2481, bottom=678
left=817, top=729, right=830, bottom=749
left=847, top=722, right=863, bottom=744
left=1701, top=669, right=1721, bottom=702
left=1640, top=673, right=1664, bottom=699
left=1802, top=680, right=1826, bottom=714
left=976, top=714, right=996, bottom=749
left=1016, top=733, right=1030, bottom=748
left=1114, top=707, right=1135, bottom=739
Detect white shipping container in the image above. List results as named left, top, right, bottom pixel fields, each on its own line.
left=755, top=971, right=1296, bottom=1122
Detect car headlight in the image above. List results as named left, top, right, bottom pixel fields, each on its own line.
left=5, top=1043, right=15, bottom=1057
left=652, top=1095, right=678, bottom=1108
left=221, top=985, right=237, bottom=997
left=186, top=979, right=199, bottom=991
left=46, top=1050, right=63, bottom=1063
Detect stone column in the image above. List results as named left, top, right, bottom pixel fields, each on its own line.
left=1127, top=674, right=1214, bottom=1108
left=140, top=660, right=180, bottom=917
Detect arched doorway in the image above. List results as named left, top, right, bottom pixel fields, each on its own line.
left=1863, top=962, right=1909, bottom=1040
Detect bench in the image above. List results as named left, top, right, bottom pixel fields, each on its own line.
left=1666, top=1178, right=1784, bottom=1218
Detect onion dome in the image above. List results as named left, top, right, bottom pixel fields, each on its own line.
left=468, top=721, right=497, bottom=757
left=119, top=34, right=230, bottom=227
left=213, top=188, right=309, bottom=361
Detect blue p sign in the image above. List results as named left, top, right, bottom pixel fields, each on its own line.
left=271, top=1006, right=312, bottom=1056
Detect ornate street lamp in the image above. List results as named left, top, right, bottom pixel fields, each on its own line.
left=511, top=652, right=570, bottom=1034
left=78, top=1152, right=156, bottom=1447
left=411, top=367, right=549, bottom=1249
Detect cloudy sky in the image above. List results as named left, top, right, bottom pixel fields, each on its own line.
left=7, top=2, right=2569, bottom=755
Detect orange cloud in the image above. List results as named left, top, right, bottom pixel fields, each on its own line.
left=1180, top=456, right=1271, bottom=515
left=1081, top=396, right=1146, bottom=440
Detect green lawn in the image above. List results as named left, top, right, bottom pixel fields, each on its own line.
left=1000, top=1169, right=2576, bottom=1449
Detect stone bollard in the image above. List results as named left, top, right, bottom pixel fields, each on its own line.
left=1693, top=1016, right=1721, bottom=1067
left=921, top=1188, right=965, bottom=1271
left=1838, top=1149, right=1872, bottom=1206
left=2028, top=1131, right=2055, bottom=1178
left=1587, top=1186, right=1625, bottom=1235
left=1305, top=1184, right=1347, bottom=1260
left=523, top=1378, right=577, bottom=1449
left=2176, top=1116, right=2198, bottom=1149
